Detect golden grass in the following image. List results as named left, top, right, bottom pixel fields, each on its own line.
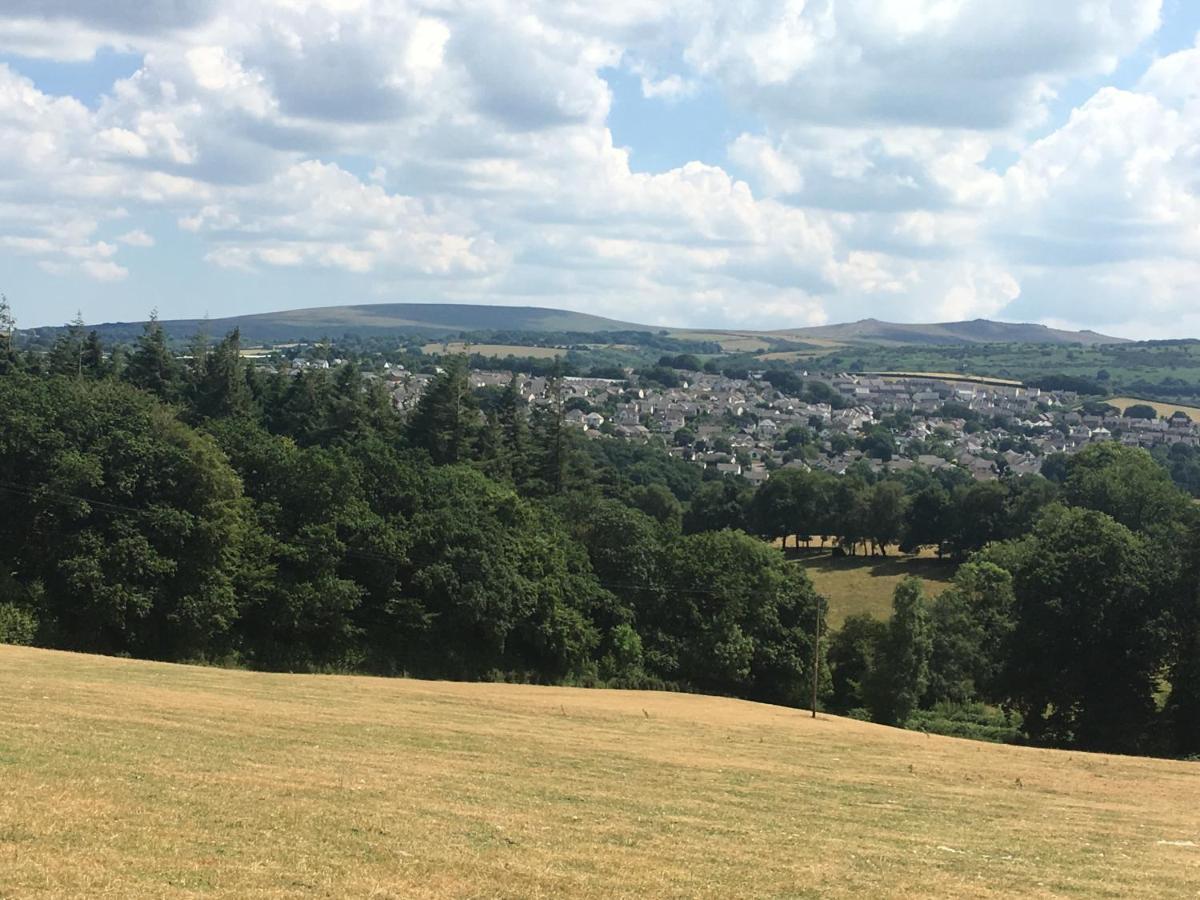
left=775, top=540, right=957, bottom=626
left=422, top=342, right=565, bottom=359
left=2, top=646, right=1199, bottom=898
left=1105, top=397, right=1200, bottom=421
left=666, top=331, right=774, bottom=353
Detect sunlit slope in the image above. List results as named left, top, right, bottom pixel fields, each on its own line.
left=1, top=646, right=1196, bottom=898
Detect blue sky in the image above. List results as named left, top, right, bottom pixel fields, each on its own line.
left=1, top=1, right=1198, bottom=338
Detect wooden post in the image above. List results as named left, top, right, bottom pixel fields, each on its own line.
left=812, top=596, right=821, bottom=718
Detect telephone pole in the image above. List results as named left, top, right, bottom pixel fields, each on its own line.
left=811, top=596, right=822, bottom=718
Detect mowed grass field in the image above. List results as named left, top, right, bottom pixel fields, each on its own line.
left=3, top=648, right=1199, bottom=898
left=788, top=546, right=957, bottom=626
left=421, top=342, right=565, bottom=359
left=1106, top=397, right=1200, bottom=421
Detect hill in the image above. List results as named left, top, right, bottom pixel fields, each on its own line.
left=3, top=646, right=1197, bottom=898
left=25, top=303, right=651, bottom=346
left=20, top=303, right=1127, bottom=347
left=776, top=318, right=1126, bottom=346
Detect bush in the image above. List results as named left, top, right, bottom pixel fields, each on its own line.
left=908, top=702, right=1022, bottom=744
left=0, top=603, right=37, bottom=645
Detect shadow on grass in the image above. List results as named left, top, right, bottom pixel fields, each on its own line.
left=798, top=552, right=958, bottom=585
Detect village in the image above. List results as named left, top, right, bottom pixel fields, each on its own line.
left=374, top=361, right=1200, bottom=485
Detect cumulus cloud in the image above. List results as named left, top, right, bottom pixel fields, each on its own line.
left=0, top=0, right=1194, bottom=333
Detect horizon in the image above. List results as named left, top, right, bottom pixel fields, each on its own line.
left=12, top=300, right=1145, bottom=342
left=2, top=2, right=1198, bottom=338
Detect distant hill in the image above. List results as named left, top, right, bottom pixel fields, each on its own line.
left=22, top=303, right=651, bottom=346
left=774, top=318, right=1127, bottom=346
left=20, top=303, right=1127, bottom=347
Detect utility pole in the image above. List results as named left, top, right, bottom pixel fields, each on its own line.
left=811, top=596, right=822, bottom=718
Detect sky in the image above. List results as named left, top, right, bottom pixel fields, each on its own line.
left=1, top=1, right=1198, bottom=337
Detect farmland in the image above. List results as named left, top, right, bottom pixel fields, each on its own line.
left=422, top=341, right=566, bottom=359
left=797, top=549, right=957, bottom=626
left=1105, top=397, right=1200, bottom=421
left=2, top=646, right=1197, bottom=898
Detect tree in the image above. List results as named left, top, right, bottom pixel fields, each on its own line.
left=1123, top=403, right=1158, bottom=420
left=866, top=480, right=906, bottom=555
left=490, top=374, right=533, bottom=486
left=629, top=483, right=682, bottom=530
left=683, top=479, right=749, bottom=533
left=925, top=562, right=1015, bottom=706
left=865, top=577, right=932, bottom=726
left=80, top=331, right=107, bottom=379
left=652, top=530, right=824, bottom=704
left=123, top=311, right=180, bottom=401
left=0, top=294, right=18, bottom=374
left=406, top=356, right=478, bottom=465
left=902, top=483, right=950, bottom=555
left=827, top=613, right=887, bottom=713
left=1063, top=442, right=1190, bottom=534
left=982, top=504, right=1167, bottom=753
left=48, top=312, right=86, bottom=378
left=0, top=375, right=252, bottom=660
left=191, top=329, right=253, bottom=421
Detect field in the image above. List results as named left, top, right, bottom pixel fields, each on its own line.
left=4, top=647, right=1198, bottom=898
left=797, top=550, right=957, bottom=626
left=422, top=342, right=565, bottom=359
left=1105, top=397, right=1200, bottom=421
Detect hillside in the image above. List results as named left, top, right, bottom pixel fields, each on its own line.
left=27, top=303, right=651, bottom=346
left=777, top=318, right=1126, bottom=346
left=3, top=646, right=1197, bottom=898
left=21, top=303, right=1127, bottom=347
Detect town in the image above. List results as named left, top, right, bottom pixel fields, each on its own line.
left=368, top=360, right=1199, bottom=485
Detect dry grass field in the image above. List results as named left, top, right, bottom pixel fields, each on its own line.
left=784, top=545, right=957, bottom=626
left=1106, top=397, right=1200, bottom=421
left=2, top=646, right=1199, bottom=899
left=421, top=342, right=565, bottom=359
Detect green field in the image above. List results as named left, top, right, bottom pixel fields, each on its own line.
left=422, top=341, right=566, bottom=359
left=3, top=646, right=1198, bottom=898
left=1105, top=397, right=1200, bottom=421
left=798, top=550, right=957, bottom=626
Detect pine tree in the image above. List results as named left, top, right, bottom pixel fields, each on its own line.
left=81, top=330, right=106, bottom=379
left=0, top=294, right=17, bottom=374
left=48, top=311, right=86, bottom=377
left=124, top=311, right=180, bottom=400
left=406, top=355, right=477, bottom=465
left=193, top=329, right=253, bottom=420
left=495, top=374, right=532, bottom=485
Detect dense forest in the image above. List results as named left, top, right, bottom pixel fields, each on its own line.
left=2, top=312, right=1200, bottom=758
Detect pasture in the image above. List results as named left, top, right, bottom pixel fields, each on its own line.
left=797, top=549, right=957, bottom=626
left=1105, top=397, right=1200, bottom=421
left=3, top=646, right=1198, bottom=898
left=422, top=342, right=565, bottom=359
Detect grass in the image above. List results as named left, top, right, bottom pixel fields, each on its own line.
left=796, top=548, right=957, bottom=626
left=422, top=342, right=566, bottom=359
left=1105, top=397, right=1200, bottom=421
left=2, top=647, right=1199, bottom=898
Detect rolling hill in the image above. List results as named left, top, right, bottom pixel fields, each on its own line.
left=3, top=645, right=1197, bottom=898
left=25, top=303, right=650, bottom=346
left=776, top=318, right=1128, bottom=346
left=20, top=303, right=1128, bottom=347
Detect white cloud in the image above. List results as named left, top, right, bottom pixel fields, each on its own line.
left=0, top=0, right=1194, bottom=333
left=117, top=228, right=155, bottom=247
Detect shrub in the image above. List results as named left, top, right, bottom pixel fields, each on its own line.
left=0, top=603, right=37, bottom=646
